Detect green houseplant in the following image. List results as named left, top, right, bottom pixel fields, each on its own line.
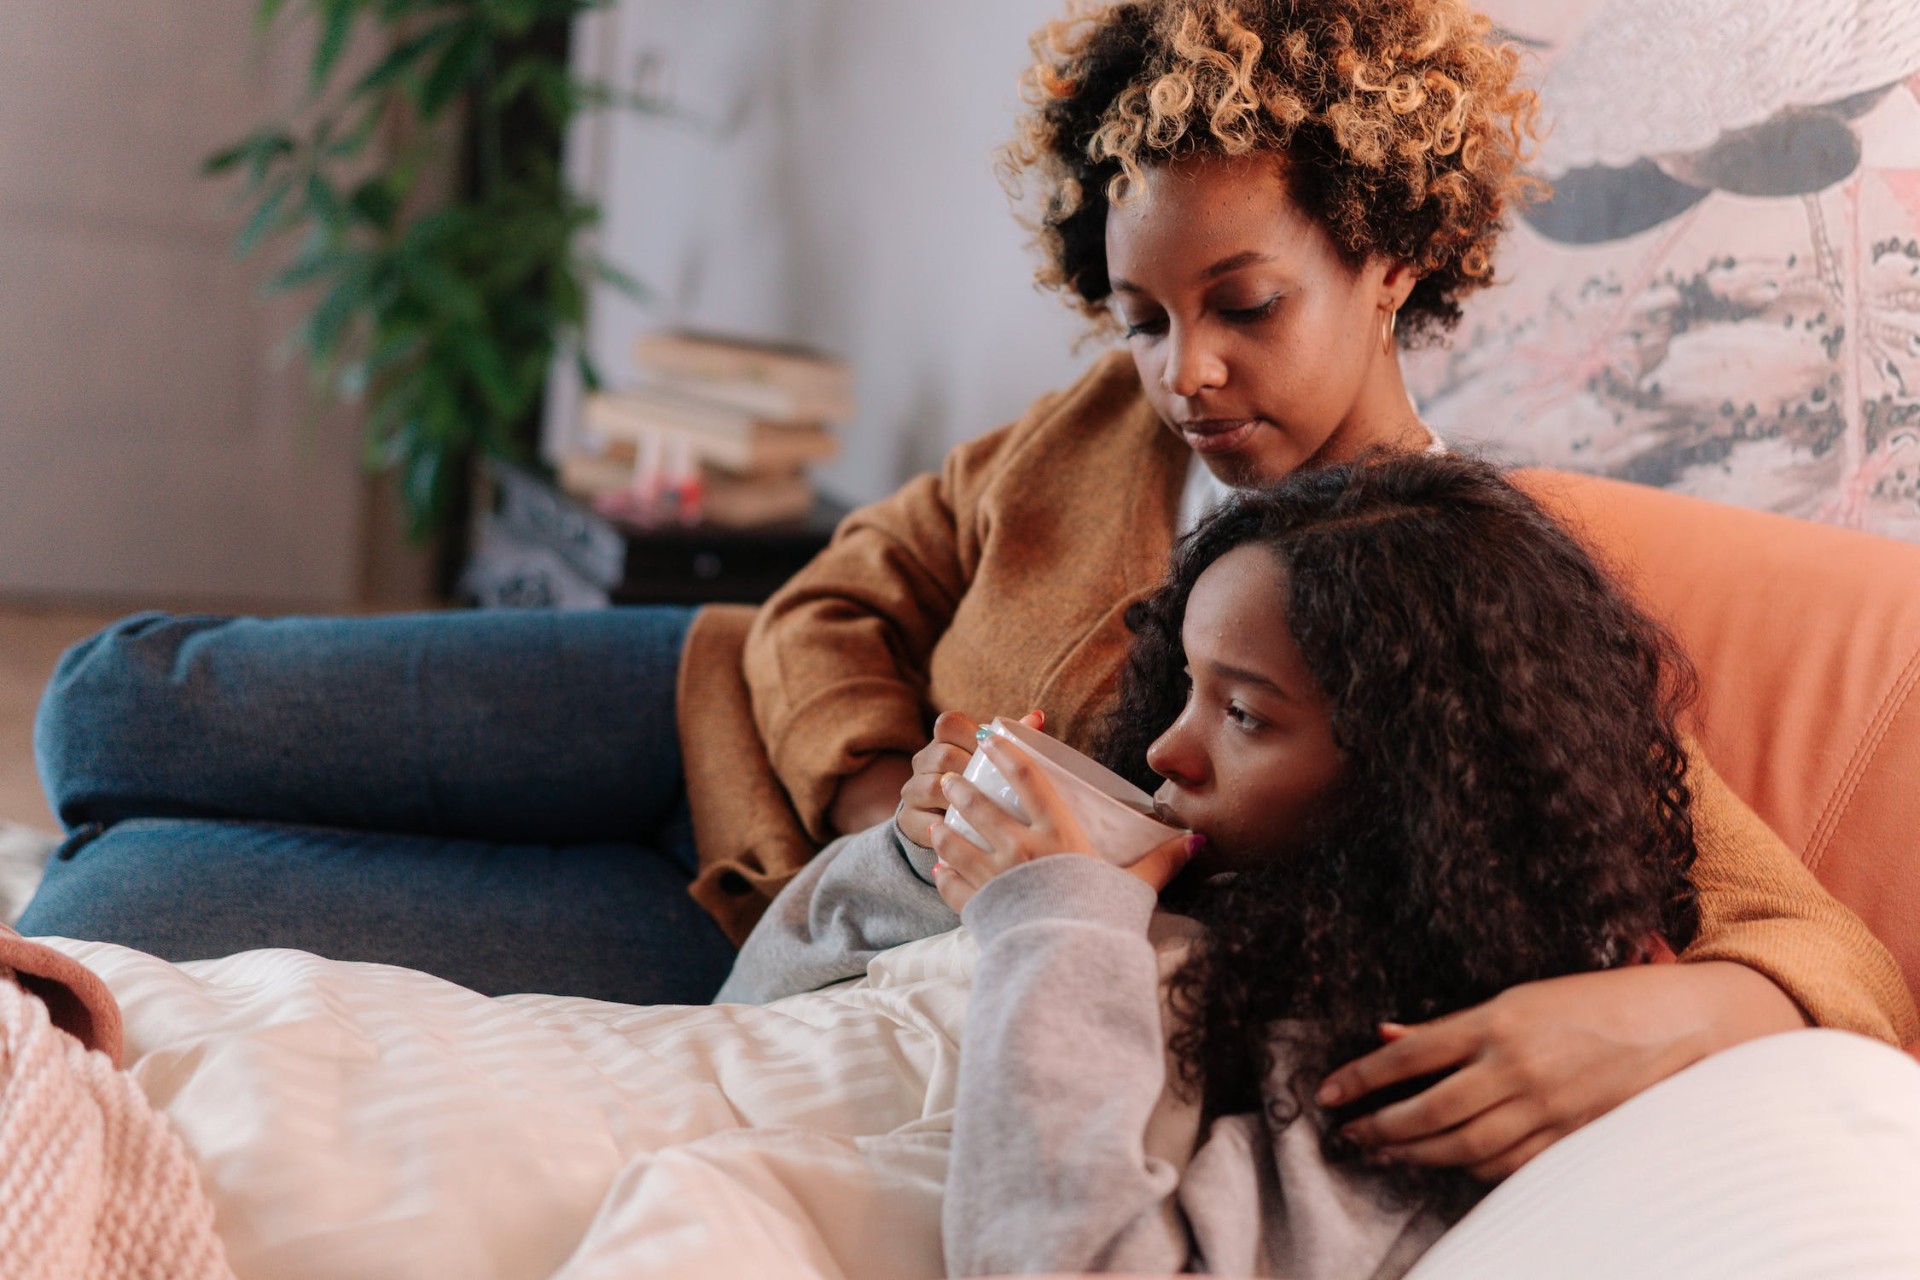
left=207, top=0, right=647, bottom=538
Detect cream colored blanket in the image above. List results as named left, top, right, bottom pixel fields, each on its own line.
left=43, top=931, right=976, bottom=1280
left=13, top=928, right=1920, bottom=1280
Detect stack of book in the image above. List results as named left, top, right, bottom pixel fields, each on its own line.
left=461, top=460, right=846, bottom=609
left=560, top=331, right=851, bottom=527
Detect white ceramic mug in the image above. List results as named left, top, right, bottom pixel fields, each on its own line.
left=942, top=717, right=1183, bottom=868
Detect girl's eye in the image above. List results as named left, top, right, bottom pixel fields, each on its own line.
left=1224, top=702, right=1265, bottom=731
left=1122, top=314, right=1168, bottom=339
left=1219, top=296, right=1280, bottom=324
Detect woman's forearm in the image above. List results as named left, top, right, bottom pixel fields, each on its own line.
left=1673, top=960, right=1809, bottom=1053
left=827, top=752, right=913, bottom=836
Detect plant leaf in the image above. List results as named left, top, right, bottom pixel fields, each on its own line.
left=417, top=25, right=486, bottom=118
left=354, top=20, right=462, bottom=97
left=347, top=175, right=402, bottom=230
left=203, top=129, right=296, bottom=180
left=264, top=245, right=357, bottom=296
left=304, top=171, right=347, bottom=231
left=233, top=175, right=297, bottom=256
left=304, top=265, right=373, bottom=360
left=312, top=0, right=358, bottom=91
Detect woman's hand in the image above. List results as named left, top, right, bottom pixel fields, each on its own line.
left=1320, top=961, right=1808, bottom=1181
left=927, top=732, right=1196, bottom=913
left=830, top=753, right=915, bottom=837
left=895, top=709, right=1045, bottom=848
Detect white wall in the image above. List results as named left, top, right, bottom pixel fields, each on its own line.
left=551, top=0, right=1104, bottom=506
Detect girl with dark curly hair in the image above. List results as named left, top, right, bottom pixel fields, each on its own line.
left=931, top=453, right=1700, bottom=1276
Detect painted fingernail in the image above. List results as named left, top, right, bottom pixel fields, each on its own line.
left=931, top=859, right=949, bottom=875
left=1184, top=833, right=1207, bottom=857
left=1316, top=1080, right=1345, bottom=1106
left=975, top=727, right=991, bottom=741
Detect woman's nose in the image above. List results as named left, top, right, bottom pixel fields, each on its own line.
left=1161, top=325, right=1226, bottom=399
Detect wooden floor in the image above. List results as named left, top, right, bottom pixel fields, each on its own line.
left=0, top=606, right=122, bottom=831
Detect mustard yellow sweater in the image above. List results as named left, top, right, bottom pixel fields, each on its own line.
left=674, top=351, right=1917, bottom=1043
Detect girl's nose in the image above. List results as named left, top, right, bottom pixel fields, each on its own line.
left=1146, top=710, right=1204, bottom=788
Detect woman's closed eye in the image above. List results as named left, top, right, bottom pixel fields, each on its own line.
left=1119, top=296, right=1279, bottom=338
left=1218, top=295, right=1280, bottom=324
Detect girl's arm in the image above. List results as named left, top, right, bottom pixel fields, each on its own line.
left=715, top=818, right=954, bottom=1004
left=944, top=856, right=1197, bottom=1277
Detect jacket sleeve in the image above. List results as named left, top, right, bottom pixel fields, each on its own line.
left=714, top=818, right=956, bottom=1005
left=743, top=412, right=1040, bottom=842
left=944, top=855, right=1201, bottom=1277
left=1679, top=739, right=1920, bottom=1043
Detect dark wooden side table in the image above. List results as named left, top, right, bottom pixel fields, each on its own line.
left=462, top=461, right=849, bottom=608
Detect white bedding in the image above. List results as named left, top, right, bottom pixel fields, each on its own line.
left=45, top=932, right=977, bottom=1280
left=42, top=935, right=1920, bottom=1280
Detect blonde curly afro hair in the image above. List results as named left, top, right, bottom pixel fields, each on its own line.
left=1002, top=0, right=1545, bottom=341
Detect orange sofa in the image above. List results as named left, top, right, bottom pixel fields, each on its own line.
left=1520, top=469, right=1920, bottom=1030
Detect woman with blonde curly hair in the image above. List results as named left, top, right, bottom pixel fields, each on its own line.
left=26, top=0, right=1914, bottom=1197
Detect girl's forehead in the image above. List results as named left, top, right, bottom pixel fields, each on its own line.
left=1186, top=548, right=1291, bottom=649
left=1185, top=546, right=1329, bottom=706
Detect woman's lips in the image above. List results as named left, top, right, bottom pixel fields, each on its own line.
left=1178, top=418, right=1261, bottom=454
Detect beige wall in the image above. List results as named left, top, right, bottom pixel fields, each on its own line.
left=0, top=2, right=426, bottom=608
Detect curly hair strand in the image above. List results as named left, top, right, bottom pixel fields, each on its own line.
left=1004, top=0, right=1549, bottom=339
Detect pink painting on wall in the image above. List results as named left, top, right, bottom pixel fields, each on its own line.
left=1407, top=0, right=1920, bottom=543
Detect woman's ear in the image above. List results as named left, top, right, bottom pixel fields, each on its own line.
left=1377, top=257, right=1419, bottom=314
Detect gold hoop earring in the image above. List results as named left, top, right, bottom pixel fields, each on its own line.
left=1381, top=308, right=1398, bottom=356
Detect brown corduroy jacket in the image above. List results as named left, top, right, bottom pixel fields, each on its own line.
left=675, top=351, right=1918, bottom=1045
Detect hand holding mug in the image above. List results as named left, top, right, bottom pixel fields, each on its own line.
left=929, top=732, right=1199, bottom=914
left=895, top=709, right=1045, bottom=848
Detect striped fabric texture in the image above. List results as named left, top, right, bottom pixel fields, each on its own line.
left=38, top=934, right=1920, bottom=1280
left=48, top=933, right=976, bottom=1280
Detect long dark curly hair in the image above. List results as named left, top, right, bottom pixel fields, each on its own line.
left=1093, top=452, right=1699, bottom=1207
left=1001, top=0, right=1547, bottom=340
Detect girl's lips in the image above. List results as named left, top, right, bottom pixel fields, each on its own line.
left=1152, top=795, right=1190, bottom=831
left=1179, top=418, right=1261, bottom=454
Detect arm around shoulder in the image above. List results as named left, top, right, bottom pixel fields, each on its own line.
left=1679, top=741, right=1920, bottom=1045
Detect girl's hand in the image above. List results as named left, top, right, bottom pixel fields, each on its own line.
left=928, top=733, right=1197, bottom=913
left=1319, top=961, right=1806, bottom=1181
left=895, top=709, right=1044, bottom=848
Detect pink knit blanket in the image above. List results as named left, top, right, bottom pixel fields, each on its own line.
left=0, top=925, right=231, bottom=1280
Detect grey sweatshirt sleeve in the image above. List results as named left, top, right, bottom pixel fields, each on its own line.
left=945, top=856, right=1453, bottom=1280
left=943, top=854, right=1197, bottom=1276
left=715, top=817, right=957, bottom=1004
